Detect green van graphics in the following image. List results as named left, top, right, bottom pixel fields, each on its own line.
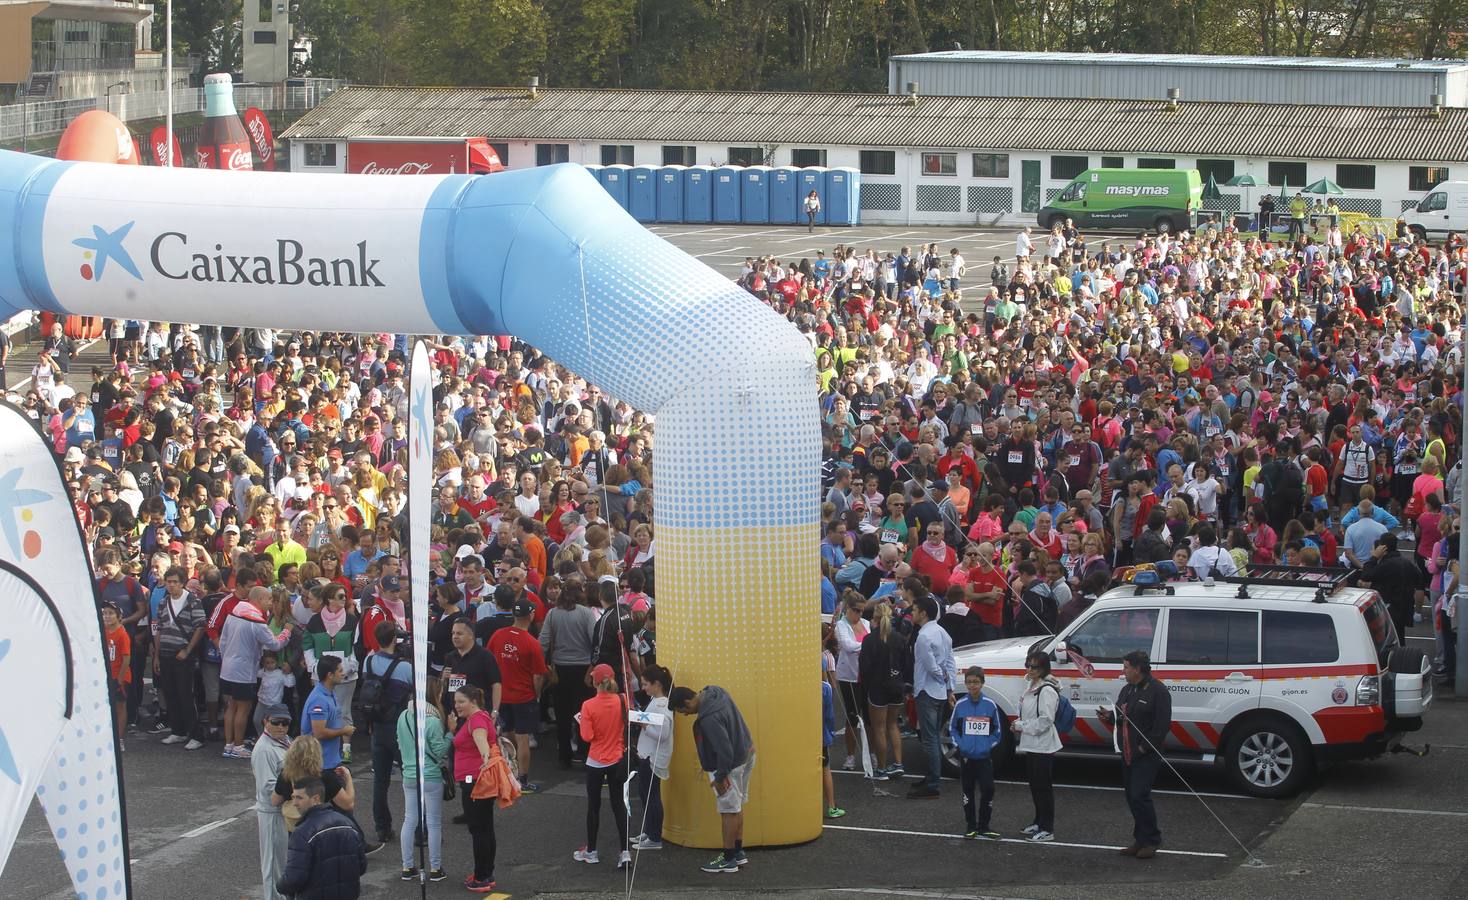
left=1038, top=168, right=1202, bottom=233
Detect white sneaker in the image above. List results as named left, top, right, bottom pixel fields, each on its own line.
left=160, top=734, right=186, bottom=745
left=632, top=833, right=647, bottom=845
left=573, top=847, right=599, bottom=864
left=841, top=755, right=856, bottom=770
left=1030, top=831, right=1054, bottom=842
left=184, top=739, right=204, bottom=751
left=234, top=744, right=252, bottom=758
left=1021, top=824, right=1040, bottom=835
left=617, top=850, right=632, bottom=869
left=631, top=837, right=663, bottom=850
left=529, top=735, right=538, bottom=749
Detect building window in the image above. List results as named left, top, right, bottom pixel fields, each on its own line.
left=1335, top=164, right=1375, bottom=190
left=1101, top=156, right=1124, bottom=169
left=1268, top=161, right=1307, bottom=187
left=1196, top=159, right=1236, bottom=184
left=921, top=152, right=957, bottom=176
left=535, top=143, right=569, bottom=166
left=259, top=1, right=273, bottom=21
left=1137, top=157, right=1175, bottom=169
left=253, top=31, right=277, bottom=44
left=1409, top=166, right=1449, bottom=193
left=489, top=142, right=509, bottom=166
left=661, top=145, right=696, bottom=166
left=600, top=144, right=633, bottom=165
left=971, top=153, right=1009, bottom=178
left=303, top=143, right=337, bottom=167
left=860, top=150, right=896, bottom=175
left=1050, top=155, right=1088, bottom=180
left=791, top=148, right=827, bottom=168
left=727, top=147, right=762, bottom=166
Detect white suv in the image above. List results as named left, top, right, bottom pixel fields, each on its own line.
left=949, top=568, right=1432, bottom=797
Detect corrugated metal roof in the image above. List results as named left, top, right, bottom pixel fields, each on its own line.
left=890, top=51, right=1468, bottom=73
left=281, top=86, right=1468, bottom=163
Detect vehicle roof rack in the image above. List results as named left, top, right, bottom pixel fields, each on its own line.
left=1223, top=565, right=1353, bottom=603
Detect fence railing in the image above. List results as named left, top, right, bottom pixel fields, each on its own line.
left=0, top=79, right=346, bottom=144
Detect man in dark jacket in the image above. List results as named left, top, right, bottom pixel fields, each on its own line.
left=1361, top=533, right=1422, bottom=641
left=277, top=776, right=367, bottom=899
left=1131, top=508, right=1173, bottom=565
left=671, top=685, right=755, bottom=874
left=1098, top=650, right=1172, bottom=860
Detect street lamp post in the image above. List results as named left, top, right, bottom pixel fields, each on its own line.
left=165, top=0, right=173, bottom=166
left=105, top=81, right=129, bottom=116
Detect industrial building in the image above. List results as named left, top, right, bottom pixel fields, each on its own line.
left=281, top=52, right=1468, bottom=227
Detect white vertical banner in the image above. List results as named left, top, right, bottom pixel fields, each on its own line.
left=407, top=341, right=433, bottom=882
left=0, top=401, right=131, bottom=898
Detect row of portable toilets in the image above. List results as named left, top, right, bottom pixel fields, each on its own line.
left=583, top=164, right=862, bottom=226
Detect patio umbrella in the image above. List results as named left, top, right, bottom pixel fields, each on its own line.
left=1202, top=173, right=1223, bottom=203
left=1303, top=178, right=1344, bottom=196
left=1225, top=174, right=1259, bottom=220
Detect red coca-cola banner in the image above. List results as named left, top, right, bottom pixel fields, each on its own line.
left=242, top=107, right=276, bottom=171
left=149, top=126, right=183, bottom=167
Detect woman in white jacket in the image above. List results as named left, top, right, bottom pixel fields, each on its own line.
left=630, top=664, right=674, bottom=851
left=1011, top=650, right=1061, bottom=842
left=833, top=591, right=869, bottom=770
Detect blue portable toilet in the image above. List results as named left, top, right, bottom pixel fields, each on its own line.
left=770, top=166, right=801, bottom=224
left=682, top=165, right=713, bottom=223
left=713, top=166, right=742, bottom=223
left=628, top=165, right=658, bottom=222
left=824, top=167, right=861, bottom=226
left=598, top=164, right=631, bottom=211
left=797, top=167, right=827, bottom=225
left=740, top=166, right=772, bottom=224
left=657, top=165, right=685, bottom=223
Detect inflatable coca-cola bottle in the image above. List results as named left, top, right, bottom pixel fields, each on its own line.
left=194, top=73, right=253, bottom=171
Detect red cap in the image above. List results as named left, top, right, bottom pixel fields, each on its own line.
left=589, top=663, right=616, bottom=684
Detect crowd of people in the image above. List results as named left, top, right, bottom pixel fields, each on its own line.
left=2, top=208, right=1465, bottom=894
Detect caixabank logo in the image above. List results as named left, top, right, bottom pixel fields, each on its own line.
left=71, top=221, right=143, bottom=283
left=72, top=221, right=387, bottom=288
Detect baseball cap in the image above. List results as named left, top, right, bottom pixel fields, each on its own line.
left=381, top=575, right=402, bottom=591
left=629, top=597, right=651, bottom=614
left=589, top=663, right=616, bottom=684
left=328, top=447, right=343, bottom=459
left=512, top=600, right=535, bottom=618
left=63, top=447, right=85, bottom=464
left=454, top=545, right=477, bottom=561
left=223, top=524, right=241, bottom=535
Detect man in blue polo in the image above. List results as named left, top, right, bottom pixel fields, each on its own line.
left=303, top=655, right=355, bottom=769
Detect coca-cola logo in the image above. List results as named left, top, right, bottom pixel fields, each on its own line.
left=223, top=147, right=253, bottom=171
left=360, top=161, right=433, bottom=175
left=246, top=117, right=273, bottom=162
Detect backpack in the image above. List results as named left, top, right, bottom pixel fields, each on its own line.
left=1045, top=683, right=1078, bottom=734
left=353, top=655, right=411, bottom=725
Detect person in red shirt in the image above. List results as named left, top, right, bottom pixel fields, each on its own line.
left=102, top=602, right=131, bottom=746
left=962, top=543, right=1008, bottom=639
left=488, top=600, right=548, bottom=793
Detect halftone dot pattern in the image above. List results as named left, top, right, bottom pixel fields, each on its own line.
left=0, top=405, right=127, bottom=900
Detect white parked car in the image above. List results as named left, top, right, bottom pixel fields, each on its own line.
left=1403, top=179, right=1468, bottom=240
left=950, top=568, right=1432, bottom=797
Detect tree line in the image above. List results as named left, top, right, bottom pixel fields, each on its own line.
left=169, top=1, right=1467, bottom=93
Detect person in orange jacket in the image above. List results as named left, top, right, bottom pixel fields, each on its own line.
left=573, top=663, right=631, bottom=869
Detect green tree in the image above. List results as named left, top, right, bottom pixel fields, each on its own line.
left=543, top=0, right=635, bottom=87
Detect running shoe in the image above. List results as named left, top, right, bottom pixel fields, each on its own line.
left=631, top=836, right=663, bottom=850
left=869, top=768, right=889, bottom=781
left=978, top=830, right=1002, bottom=840
left=183, top=739, right=204, bottom=751
left=428, top=869, right=447, bottom=882
left=465, top=876, right=497, bottom=892
left=573, top=847, right=599, bottom=864
left=885, top=762, right=906, bottom=776
left=841, top=755, right=856, bottom=770
left=160, top=734, right=186, bottom=745
left=233, top=744, right=252, bottom=758
left=1021, top=823, right=1040, bottom=836
left=1029, top=831, right=1054, bottom=842
left=964, top=829, right=980, bottom=839
left=730, top=849, right=749, bottom=867
left=521, top=782, right=542, bottom=794
left=401, top=867, right=418, bottom=881
left=364, top=841, right=385, bottom=855
left=700, top=854, right=738, bottom=873
left=149, top=721, right=171, bottom=735
left=825, top=807, right=846, bottom=819
left=617, top=850, right=632, bottom=869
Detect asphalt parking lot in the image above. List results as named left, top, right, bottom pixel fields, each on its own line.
left=6, top=680, right=1464, bottom=899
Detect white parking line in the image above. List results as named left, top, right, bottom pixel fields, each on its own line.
left=831, top=768, right=1253, bottom=800
left=823, top=824, right=1229, bottom=858
left=1302, top=802, right=1468, bottom=818
left=830, top=890, right=1037, bottom=900
left=691, top=246, right=747, bottom=258
left=177, top=818, right=235, bottom=839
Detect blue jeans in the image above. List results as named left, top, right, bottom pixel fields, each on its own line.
left=400, top=782, right=443, bottom=870
left=371, top=725, right=401, bottom=839
left=916, top=693, right=946, bottom=789
left=634, top=756, right=664, bottom=841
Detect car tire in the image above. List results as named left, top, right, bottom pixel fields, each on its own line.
left=1153, top=216, right=1174, bottom=234
left=1387, top=646, right=1427, bottom=675
left=1409, top=225, right=1427, bottom=242
left=1223, top=717, right=1314, bottom=798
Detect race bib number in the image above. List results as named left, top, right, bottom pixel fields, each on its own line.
left=1070, top=455, right=1082, bottom=469
left=1218, top=463, right=1230, bottom=477
left=1205, top=426, right=1220, bottom=437
left=1020, top=397, right=1032, bottom=409
left=447, top=674, right=466, bottom=692
left=1008, top=451, right=1024, bottom=464
left=964, top=717, right=991, bottom=736
left=880, top=529, right=900, bottom=544
left=971, top=423, right=982, bottom=435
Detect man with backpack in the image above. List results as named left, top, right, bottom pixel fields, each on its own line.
left=1098, top=650, right=1173, bottom=860
left=357, top=622, right=413, bottom=849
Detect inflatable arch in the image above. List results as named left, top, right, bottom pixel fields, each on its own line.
left=0, top=149, right=821, bottom=867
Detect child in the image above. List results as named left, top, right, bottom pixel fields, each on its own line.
left=102, top=603, right=131, bottom=749
left=255, top=651, right=294, bottom=734
left=950, top=666, right=1002, bottom=839
left=822, top=679, right=844, bottom=819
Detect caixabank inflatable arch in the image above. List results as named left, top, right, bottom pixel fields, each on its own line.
left=0, top=150, right=820, bottom=896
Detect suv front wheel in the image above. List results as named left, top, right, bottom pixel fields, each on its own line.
left=1224, top=717, right=1314, bottom=797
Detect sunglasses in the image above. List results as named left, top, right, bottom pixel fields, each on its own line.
left=266, top=716, right=292, bottom=726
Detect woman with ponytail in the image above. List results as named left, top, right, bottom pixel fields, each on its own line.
left=574, top=663, right=631, bottom=869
